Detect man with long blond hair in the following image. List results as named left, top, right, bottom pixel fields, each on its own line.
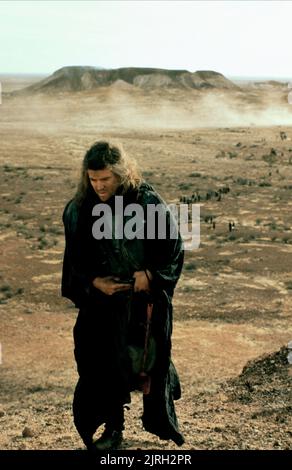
left=62, top=141, right=184, bottom=451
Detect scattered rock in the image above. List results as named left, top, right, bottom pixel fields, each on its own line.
left=22, top=426, right=35, bottom=438
left=24, top=308, right=33, bottom=314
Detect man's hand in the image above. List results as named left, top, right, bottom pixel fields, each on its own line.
left=133, top=270, right=153, bottom=293
left=92, top=276, right=132, bottom=296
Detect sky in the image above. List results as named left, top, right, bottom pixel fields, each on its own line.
left=0, top=0, right=292, bottom=78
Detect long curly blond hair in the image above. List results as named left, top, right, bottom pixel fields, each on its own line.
left=74, top=141, right=142, bottom=205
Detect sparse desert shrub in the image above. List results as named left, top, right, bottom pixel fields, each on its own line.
left=184, top=262, right=196, bottom=271
left=181, top=285, right=195, bottom=293
left=236, top=177, right=249, bottom=185
left=285, top=281, right=292, bottom=290
left=47, top=226, right=63, bottom=235
left=178, top=183, right=191, bottom=190
left=228, top=152, right=238, bottom=159
left=3, top=165, right=13, bottom=172
left=17, top=226, right=33, bottom=239
left=216, top=258, right=230, bottom=265
left=189, top=172, right=201, bottom=177
left=270, top=223, right=278, bottom=230
left=38, top=236, right=48, bottom=249
left=239, top=233, right=256, bottom=243
left=0, top=284, right=12, bottom=293
left=215, top=151, right=226, bottom=159
left=228, top=233, right=236, bottom=241
left=262, top=154, right=277, bottom=165
left=265, top=221, right=278, bottom=230
left=258, top=181, right=272, bottom=187
left=0, top=284, right=14, bottom=303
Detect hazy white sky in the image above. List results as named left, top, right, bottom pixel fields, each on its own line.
left=0, top=0, right=291, bottom=78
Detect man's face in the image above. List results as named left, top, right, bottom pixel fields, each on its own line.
left=88, top=168, right=120, bottom=201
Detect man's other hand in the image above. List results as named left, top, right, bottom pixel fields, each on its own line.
left=133, top=270, right=153, bottom=293
left=92, top=276, right=132, bottom=296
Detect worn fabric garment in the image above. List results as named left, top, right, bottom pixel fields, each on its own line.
left=62, top=182, right=185, bottom=446
left=72, top=292, right=131, bottom=446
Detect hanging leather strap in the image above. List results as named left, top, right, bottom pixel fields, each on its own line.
left=140, top=301, right=154, bottom=395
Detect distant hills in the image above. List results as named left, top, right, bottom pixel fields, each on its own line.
left=11, top=66, right=239, bottom=94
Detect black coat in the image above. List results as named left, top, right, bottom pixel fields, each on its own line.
left=61, top=182, right=185, bottom=446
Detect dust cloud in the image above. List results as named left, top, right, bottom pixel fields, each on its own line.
left=1, top=83, right=291, bottom=134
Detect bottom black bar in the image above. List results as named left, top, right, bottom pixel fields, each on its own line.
left=0, top=450, right=290, bottom=468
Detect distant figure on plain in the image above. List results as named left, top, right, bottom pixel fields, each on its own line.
left=229, top=221, right=235, bottom=232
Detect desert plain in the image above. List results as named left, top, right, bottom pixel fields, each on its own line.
left=0, top=70, right=291, bottom=450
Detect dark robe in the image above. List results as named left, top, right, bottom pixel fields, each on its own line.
left=61, top=182, right=185, bottom=447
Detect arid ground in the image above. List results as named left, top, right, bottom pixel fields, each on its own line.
left=0, top=74, right=291, bottom=450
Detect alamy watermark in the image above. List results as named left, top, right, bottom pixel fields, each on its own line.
left=288, top=340, right=292, bottom=365
left=92, top=196, right=200, bottom=251
left=288, top=82, right=292, bottom=105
